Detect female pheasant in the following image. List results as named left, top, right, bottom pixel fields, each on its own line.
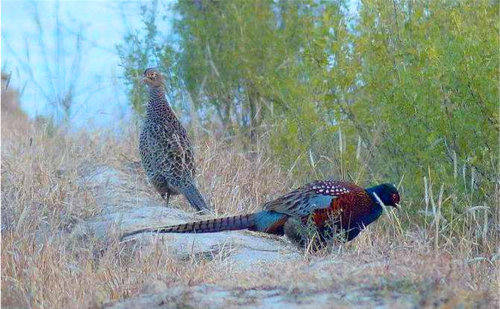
left=123, top=180, right=400, bottom=247
left=140, top=68, right=209, bottom=212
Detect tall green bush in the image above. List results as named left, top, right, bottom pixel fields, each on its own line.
left=119, top=0, right=498, bottom=216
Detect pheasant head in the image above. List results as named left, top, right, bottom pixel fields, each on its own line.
left=143, top=68, right=164, bottom=89
left=366, top=183, right=401, bottom=207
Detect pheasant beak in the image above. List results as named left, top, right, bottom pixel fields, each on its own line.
left=394, top=203, right=401, bottom=210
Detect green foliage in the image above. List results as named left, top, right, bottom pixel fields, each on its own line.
left=173, top=0, right=342, bottom=139
left=117, top=0, right=182, bottom=116
left=119, top=0, right=498, bottom=219
left=351, top=0, right=499, bottom=203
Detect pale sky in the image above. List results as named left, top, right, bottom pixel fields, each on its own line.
left=2, top=0, right=359, bottom=129
left=1, top=0, right=174, bottom=128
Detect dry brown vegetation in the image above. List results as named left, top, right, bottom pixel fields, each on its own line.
left=1, top=83, right=499, bottom=308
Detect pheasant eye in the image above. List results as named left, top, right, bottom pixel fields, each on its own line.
left=392, top=193, right=399, bottom=202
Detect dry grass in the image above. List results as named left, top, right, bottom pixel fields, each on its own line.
left=1, top=101, right=499, bottom=308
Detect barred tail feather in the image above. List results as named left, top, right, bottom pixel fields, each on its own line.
left=157, top=214, right=256, bottom=233
left=181, top=183, right=209, bottom=212
left=120, top=211, right=289, bottom=240
left=121, top=214, right=256, bottom=240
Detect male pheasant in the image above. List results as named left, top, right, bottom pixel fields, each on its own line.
left=123, top=180, right=400, bottom=247
left=140, top=68, right=209, bottom=212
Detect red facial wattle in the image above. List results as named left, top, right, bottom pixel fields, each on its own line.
left=392, top=193, right=400, bottom=204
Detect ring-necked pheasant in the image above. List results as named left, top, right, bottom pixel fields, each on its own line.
left=140, top=68, right=209, bottom=212
left=123, top=180, right=400, bottom=247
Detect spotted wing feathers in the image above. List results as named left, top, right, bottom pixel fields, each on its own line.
left=263, top=180, right=353, bottom=217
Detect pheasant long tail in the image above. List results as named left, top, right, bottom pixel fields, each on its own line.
left=160, top=214, right=255, bottom=233
left=121, top=211, right=289, bottom=239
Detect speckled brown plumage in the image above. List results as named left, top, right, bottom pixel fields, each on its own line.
left=140, top=68, right=209, bottom=212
